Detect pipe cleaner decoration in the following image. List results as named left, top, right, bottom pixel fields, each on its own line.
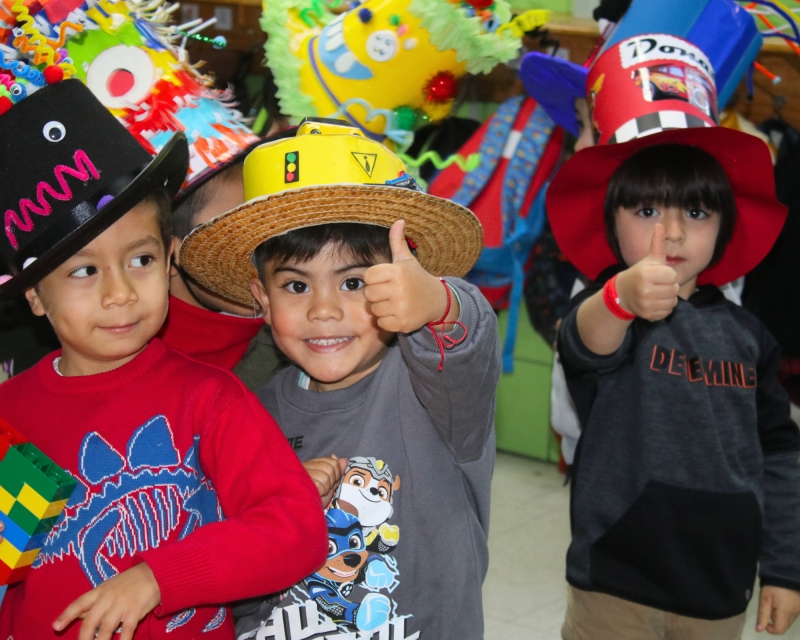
left=0, top=0, right=258, bottom=188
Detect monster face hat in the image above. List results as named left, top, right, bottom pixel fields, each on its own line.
left=180, top=118, right=483, bottom=306
left=0, top=0, right=259, bottom=202
left=261, top=0, right=546, bottom=146
left=0, top=80, right=189, bottom=296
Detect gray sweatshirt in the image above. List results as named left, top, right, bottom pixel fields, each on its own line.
left=235, top=278, right=500, bottom=640
left=559, top=276, right=800, bottom=620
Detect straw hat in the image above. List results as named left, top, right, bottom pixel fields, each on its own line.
left=180, top=118, right=483, bottom=306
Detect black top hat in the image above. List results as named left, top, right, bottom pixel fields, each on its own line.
left=0, top=80, right=189, bottom=296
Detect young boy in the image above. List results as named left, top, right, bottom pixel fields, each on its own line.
left=178, top=119, right=500, bottom=640
left=547, top=130, right=800, bottom=638
left=0, top=80, right=326, bottom=639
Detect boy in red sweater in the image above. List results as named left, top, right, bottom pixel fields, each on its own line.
left=0, top=82, right=326, bottom=639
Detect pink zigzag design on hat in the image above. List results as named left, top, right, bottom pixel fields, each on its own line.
left=4, top=149, right=100, bottom=250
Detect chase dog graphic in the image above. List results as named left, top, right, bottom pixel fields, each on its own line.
left=36, top=415, right=226, bottom=631
left=244, top=457, right=418, bottom=640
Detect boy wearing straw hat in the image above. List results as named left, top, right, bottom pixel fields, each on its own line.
left=0, top=80, right=327, bottom=640
left=180, top=118, right=500, bottom=640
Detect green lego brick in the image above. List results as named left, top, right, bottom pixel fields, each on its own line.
left=0, top=463, right=23, bottom=500
left=7, top=501, right=57, bottom=536
left=3, top=443, right=75, bottom=502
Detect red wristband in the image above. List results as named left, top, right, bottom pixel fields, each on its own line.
left=603, top=275, right=636, bottom=321
left=427, top=278, right=467, bottom=372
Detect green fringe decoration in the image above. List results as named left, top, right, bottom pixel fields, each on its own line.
left=260, top=0, right=325, bottom=118
left=409, top=0, right=520, bottom=74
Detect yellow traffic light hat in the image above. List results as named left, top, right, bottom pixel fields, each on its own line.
left=180, top=118, right=483, bottom=306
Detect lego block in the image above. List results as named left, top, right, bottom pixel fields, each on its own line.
left=0, top=417, right=27, bottom=460
left=2, top=443, right=76, bottom=502
left=0, top=558, right=31, bottom=586
left=0, top=538, right=39, bottom=569
left=41, top=497, right=68, bottom=520
left=0, top=511, right=48, bottom=553
left=7, top=501, right=57, bottom=536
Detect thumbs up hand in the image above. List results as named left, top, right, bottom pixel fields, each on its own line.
left=364, top=220, right=456, bottom=333
left=614, top=224, right=680, bottom=322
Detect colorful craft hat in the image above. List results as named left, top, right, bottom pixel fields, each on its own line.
left=180, top=118, right=484, bottom=306
left=0, top=80, right=189, bottom=296
left=546, top=34, right=787, bottom=286
left=0, top=0, right=260, bottom=198
left=519, top=0, right=760, bottom=136
left=261, top=0, right=545, bottom=146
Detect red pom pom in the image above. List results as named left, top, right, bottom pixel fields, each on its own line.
left=424, top=71, right=458, bottom=103
left=44, top=65, right=64, bottom=85
left=465, top=0, right=494, bottom=8
left=0, top=96, right=11, bottom=116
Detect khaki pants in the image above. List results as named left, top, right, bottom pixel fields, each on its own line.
left=562, top=586, right=748, bottom=640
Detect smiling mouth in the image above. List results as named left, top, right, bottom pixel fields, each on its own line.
left=99, top=322, right=139, bottom=333
left=307, top=337, right=352, bottom=346
left=327, top=566, right=358, bottom=578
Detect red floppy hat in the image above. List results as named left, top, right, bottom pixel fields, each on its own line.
left=546, top=126, right=787, bottom=286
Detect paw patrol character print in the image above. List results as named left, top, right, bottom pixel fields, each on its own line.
left=334, top=457, right=400, bottom=554
left=304, top=508, right=399, bottom=633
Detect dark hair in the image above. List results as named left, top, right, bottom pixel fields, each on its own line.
left=603, top=144, right=737, bottom=267
left=171, top=163, right=244, bottom=239
left=144, top=190, right=173, bottom=251
left=252, top=223, right=392, bottom=282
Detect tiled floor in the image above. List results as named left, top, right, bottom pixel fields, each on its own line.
left=483, top=452, right=800, bottom=640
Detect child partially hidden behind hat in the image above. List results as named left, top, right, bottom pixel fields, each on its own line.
left=180, top=118, right=500, bottom=639
left=0, top=80, right=327, bottom=639
left=548, top=129, right=800, bottom=637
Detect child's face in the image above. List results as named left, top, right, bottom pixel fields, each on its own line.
left=170, top=165, right=252, bottom=316
left=25, top=201, right=171, bottom=376
left=250, top=243, right=394, bottom=392
left=615, top=203, right=721, bottom=291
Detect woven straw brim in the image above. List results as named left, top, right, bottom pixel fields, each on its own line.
left=180, top=184, right=484, bottom=306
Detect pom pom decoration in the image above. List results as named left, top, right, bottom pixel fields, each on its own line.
left=465, top=0, right=495, bottom=9
left=393, top=105, right=418, bottom=131
left=358, top=7, right=374, bottom=22
left=424, top=71, right=459, bottom=103
left=43, top=66, right=64, bottom=85
left=0, top=96, right=12, bottom=116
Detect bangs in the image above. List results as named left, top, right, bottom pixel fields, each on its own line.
left=605, top=144, right=735, bottom=214
left=253, top=223, right=392, bottom=281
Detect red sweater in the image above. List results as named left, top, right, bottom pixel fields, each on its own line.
left=0, top=340, right=326, bottom=639
left=157, top=295, right=262, bottom=369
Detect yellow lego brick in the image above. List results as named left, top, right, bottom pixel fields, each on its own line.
left=17, top=484, right=49, bottom=519
left=42, top=498, right=68, bottom=519
left=0, top=485, right=13, bottom=515
left=0, top=538, right=40, bottom=569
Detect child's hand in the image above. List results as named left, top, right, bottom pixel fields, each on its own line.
left=364, top=220, right=457, bottom=333
left=757, top=585, right=800, bottom=634
left=53, top=563, right=161, bottom=640
left=615, top=224, right=679, bottom=322
left=304, top=455, right=348, bottom=508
